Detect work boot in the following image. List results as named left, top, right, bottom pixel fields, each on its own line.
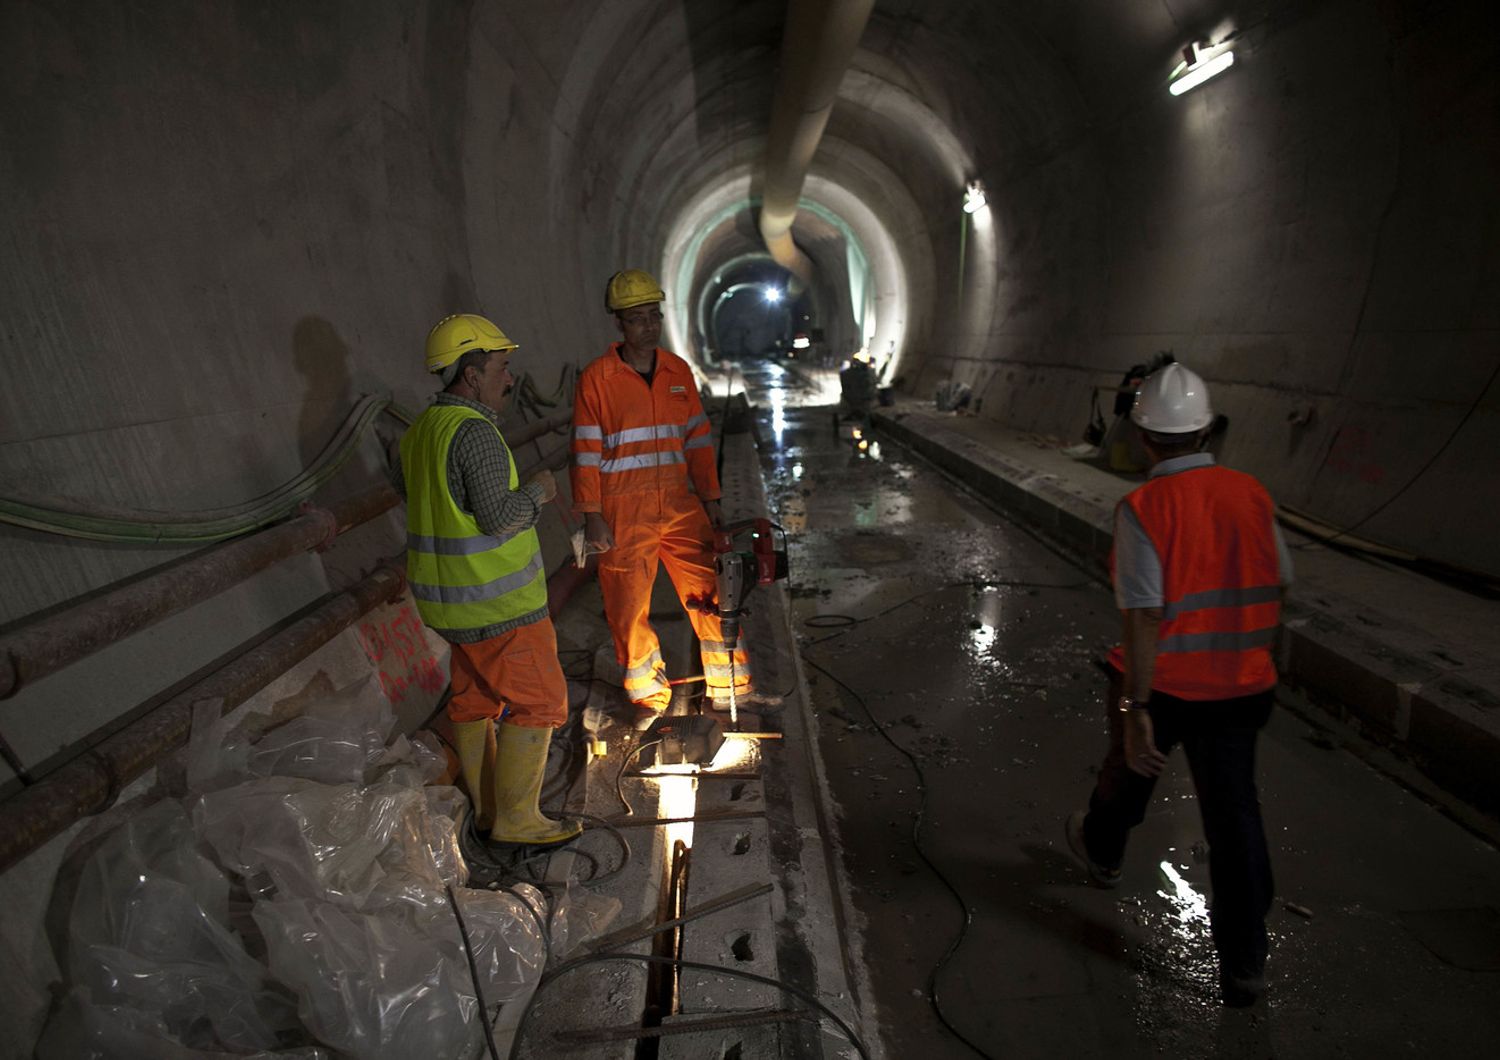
left=451, top=719, right=497, bottom=831
left=1065, top=810, right=1121, bottom=888
left=1220, top=969, right=1266, bottom=1008
left=632, top=702, right=668, bottom=731
left=490, top=721, right=583, bottom=847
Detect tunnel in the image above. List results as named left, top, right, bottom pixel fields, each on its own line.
left=1, top=0, right=1498, bottom=1056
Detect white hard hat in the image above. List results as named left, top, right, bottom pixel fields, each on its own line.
left=1131, top=363, right=1213, bottom=433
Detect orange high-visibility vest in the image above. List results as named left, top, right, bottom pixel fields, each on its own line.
left=1108, top=466, right=1281, bottom=700
left=570, top=345, right=719, bottom=510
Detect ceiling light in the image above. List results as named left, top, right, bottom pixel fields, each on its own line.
left=963, top=180, right=987, bottom=214
left=1169, top=43, right=1235, bottom=96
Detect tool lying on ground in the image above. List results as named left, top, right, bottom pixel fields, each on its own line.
left=688, top=518, right=789, bottom=725
left=637, top=714, right=784, bottom=769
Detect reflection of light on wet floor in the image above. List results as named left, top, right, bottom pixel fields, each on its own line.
left=770, top=386, right=787, bottom=444
left=968, top=589, right=1003, bottom=659
left=1158, top=861, right=1211, bottom=930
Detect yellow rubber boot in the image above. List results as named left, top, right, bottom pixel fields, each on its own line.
left=451, top=719, right=497, bottom=831
left=490, top=721, right=583, bottom=846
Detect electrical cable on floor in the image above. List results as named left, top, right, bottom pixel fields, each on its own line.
left=500, top=881, right=553, bottom=955
left=555, top=646, right=599, bottom=685
left=445, top=883, right=502, bottom=1060
left=613, top=740, right=662, bottom=817
left=800, top=650, right=996, bottom=1060
left=504, top=952, right=870, bottom=1060
left=461, top=810, right=632, bottom=890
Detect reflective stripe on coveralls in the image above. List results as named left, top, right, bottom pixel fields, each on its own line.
left=400, top=405, right=548, bottom=635
left=1106, top=465, right=1281, bottom=700
left=571, top=345, right=751, bottom=706
left=570, top=346, right=717, bottom=505
left=622, top=647, right=670, bottom=704
left=594, top=493, right=753, bottom=708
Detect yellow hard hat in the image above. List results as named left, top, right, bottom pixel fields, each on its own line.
left=605, top=269, right=665, bottom=312
left=424, top=314, right=518, bottom=373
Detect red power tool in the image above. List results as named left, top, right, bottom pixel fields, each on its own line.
left=706, top=518, right=789, bottom=652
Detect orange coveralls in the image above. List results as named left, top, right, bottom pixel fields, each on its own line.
left=570, top=344, right=751, bottom=708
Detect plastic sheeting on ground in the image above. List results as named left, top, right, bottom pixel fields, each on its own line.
left=38, top=674, right=605, bottom=1060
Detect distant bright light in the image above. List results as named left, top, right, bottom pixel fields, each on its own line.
left=1170, top=50, right=1235, bottom=96
left=792, top=335, right=810, bottom=349
left=764, top=287, right=782, bottom=304
left=963, top=180, right=987, bottom=214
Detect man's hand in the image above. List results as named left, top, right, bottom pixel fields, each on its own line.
left=528, top=469, right=558, bottom=504
left=703, top=499, right=724, bottom=530
left=584, top=511, right=614, bottom=554
left=1122, top=709, right=1166, bottom=777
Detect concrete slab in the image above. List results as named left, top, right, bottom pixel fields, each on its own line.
left=509, top=423, right=873, bottom=1058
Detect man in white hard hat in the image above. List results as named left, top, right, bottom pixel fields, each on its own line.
left=1064, top=362, right=1293, bottom=1007
left=393, top=313, right=581, bottom=848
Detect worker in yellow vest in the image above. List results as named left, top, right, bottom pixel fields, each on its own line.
left=393, top=313, right=581, bottom=847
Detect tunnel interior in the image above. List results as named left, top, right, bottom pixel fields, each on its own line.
left=1, top=0, right=1498, bottom=1054
left=4, top=0, right=1493, bottom=615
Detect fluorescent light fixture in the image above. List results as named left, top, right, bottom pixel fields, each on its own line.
left=1170, top=48, right=1234, bottom=96
left=962, top=180, right=987, bottom=214
left=764, top=286, right=782, bottom=303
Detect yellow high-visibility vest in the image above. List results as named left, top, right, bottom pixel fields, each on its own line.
left=400, top=405, right=546, bottom=635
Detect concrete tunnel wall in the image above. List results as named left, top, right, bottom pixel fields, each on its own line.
left=5, top=0, right=1498, bottom=748
left=855, top=0, right=1500, bottom=577
left=0, top=0, right=1497, bottom=1047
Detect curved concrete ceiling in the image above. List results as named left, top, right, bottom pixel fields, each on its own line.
left=3, top=0, right=1496, bottom=604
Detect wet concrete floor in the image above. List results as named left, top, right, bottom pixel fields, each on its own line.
left=741, top=361, right=1500, bottom=1059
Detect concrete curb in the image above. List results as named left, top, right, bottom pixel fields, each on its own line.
left=874, top=406, right=1500, bottom=819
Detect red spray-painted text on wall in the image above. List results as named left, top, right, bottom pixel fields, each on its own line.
left=357, top=604, right=446, bottom=703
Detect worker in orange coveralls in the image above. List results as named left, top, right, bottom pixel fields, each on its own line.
left=570, top=269, right=773, bottom=728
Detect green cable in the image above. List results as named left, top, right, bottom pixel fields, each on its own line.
left=0, top=395, right=406, bottom=544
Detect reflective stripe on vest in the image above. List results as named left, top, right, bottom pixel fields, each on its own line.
left=569, top=347, right=717, bottom=504
left=1117, top=465, right=1281, bottom=700
left=399, top=404, right=548, bottom=633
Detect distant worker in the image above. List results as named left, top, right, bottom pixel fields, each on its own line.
left=571, top=269, right=765, bottom=727
left=1065, top=363, right=1292, bottom=1007
left=839, top=348, right=876, bottom=426
left=395, top=314, right=581, bottom=847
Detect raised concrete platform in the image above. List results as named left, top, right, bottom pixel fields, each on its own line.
left=874, top=400, right=1500, bottom=823
left=510, top=426, right=872, bottom=1057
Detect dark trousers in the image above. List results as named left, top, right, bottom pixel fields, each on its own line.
left=1082, top=669, right=1275, bottom=979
